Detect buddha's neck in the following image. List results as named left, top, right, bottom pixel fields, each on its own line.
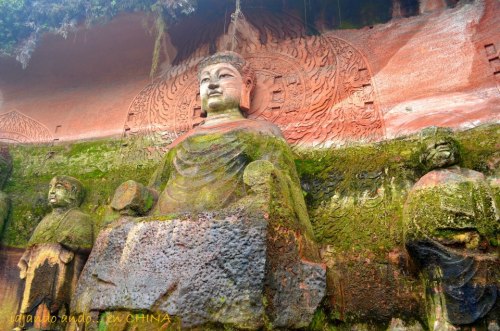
left=203, top=108, right=244, bottom=127
left=52, top=207, right=70, bottom=216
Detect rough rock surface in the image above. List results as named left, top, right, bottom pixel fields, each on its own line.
left=0, top=1, right=498, bottom=145
left=73, top=212, right=325, bottom=329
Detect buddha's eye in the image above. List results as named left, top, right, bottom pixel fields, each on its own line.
left=219, top=73, right=233, bottom=79
left=200, top=77, right=210, bottom=84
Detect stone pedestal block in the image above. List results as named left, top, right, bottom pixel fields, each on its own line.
left=73, top=212, right=325, bottom=329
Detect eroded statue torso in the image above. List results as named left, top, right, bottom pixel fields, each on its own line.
left=153, top=119, right=288, bottom=215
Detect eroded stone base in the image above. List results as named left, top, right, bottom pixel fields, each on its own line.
left=72, top=212, right=325, bottom=329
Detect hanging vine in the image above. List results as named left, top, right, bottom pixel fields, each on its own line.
left=227, top=0, right=244, bottom=51
left=149, top=6, right=166, bottom=78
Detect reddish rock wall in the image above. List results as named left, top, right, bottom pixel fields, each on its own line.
left=0, top=0, right=498, bottom=146
left=0, top=13, right=155, bottom=142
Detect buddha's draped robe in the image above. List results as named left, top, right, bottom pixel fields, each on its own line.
left=151, top=119, right=295, bottom=215
left=19, top=209, right=93, bottom=315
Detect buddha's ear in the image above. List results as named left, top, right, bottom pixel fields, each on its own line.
left=240, top=78, right=253, bottom=112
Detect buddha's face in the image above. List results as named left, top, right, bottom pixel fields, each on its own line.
left=48, top=178, right=73, bottom=208
left=200, top=63, right=243, bottom=114
left=421, top=137, right=459, bottom=170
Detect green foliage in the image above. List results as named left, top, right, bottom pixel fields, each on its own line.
left=1, top=137, right=157, bottom=247
left=298, top=0, right=394, bottom=32
left=150, top=11, right=165, bottom=78
left=295, top=124, right=499, bottom=257
left=0, top=0, right=197, bottom=67
left=308, top=309, right=330, bottom=331
left=1, top=0, right=407, bottom=67
left=0, top=0, right=30, bottom=54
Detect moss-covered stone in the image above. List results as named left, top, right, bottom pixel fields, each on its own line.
left=1, top=137, right=157, bottom=247
left=1, top=124, right=498, bottom=329
left=295, top=124, right=499, bottom=325
left=296, top=141, right=418, bottom=256
left=296, top=124, right=499, bottom=256
left=403, top=168, right=499, bottom=244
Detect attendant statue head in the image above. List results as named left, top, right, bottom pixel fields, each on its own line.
left=419, top=127, right=460, bottom=171
left=198, top=51, right=255, bottom=115
left=48, top=175, right=85, bottom=209
left=0, top=146, right=12, bottom=189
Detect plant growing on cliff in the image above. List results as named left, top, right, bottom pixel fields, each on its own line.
left=0, top=0, right=197, bottom=68
left=1, top=0, right=414, bottom=70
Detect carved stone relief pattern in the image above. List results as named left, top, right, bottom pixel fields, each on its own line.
left=124, top=16, right=384, bottom=159
left=0, top=110, right=53, bottom=143
left=484, top=43, right=500, bottom=93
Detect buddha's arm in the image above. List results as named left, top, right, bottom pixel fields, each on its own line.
left=257, top=135, right=300, bottom=183
left=57, top=212, right=93, bottom=254
left=243, top=135, right=315, bottom=238
left=148, top=149, right=174, bottom=192
left=243, top=151, right=318, bottom=263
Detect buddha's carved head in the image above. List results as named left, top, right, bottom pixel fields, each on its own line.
left=419, top=127, right=460, bottom=171
left=48, top=175, right=85, bottom=209
left=0, top=146, right=12, bottom=189
left=198, top=51, right=255, bottom=114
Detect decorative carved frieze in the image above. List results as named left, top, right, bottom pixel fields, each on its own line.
left=0, top=110, right=53, bottom=144
left=125, top=34, right=384, bottom=157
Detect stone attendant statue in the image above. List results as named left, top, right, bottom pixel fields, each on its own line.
left=73, top=52, right=325, bottom=330
left=0, top=146, right=12, bottom=233
left=17, top=176, right=93, bottom=331
left=404, top=127, right=499, bottom=329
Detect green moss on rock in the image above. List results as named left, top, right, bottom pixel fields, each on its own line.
left=295, top=125, right=499, bottom=257
left=1, top=137, right=157, bottom=247
left=0, top=124, right=498, bottom=329
left=404, top=179, right=499, bottom=243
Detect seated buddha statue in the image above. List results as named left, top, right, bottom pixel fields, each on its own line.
left=148, top=51, right=305, bottom=218
left=73, top=52, right=324, bottom=330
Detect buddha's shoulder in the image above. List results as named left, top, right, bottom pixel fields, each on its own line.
left=412, top=167, right=486, bottom=191
left=169, top=119, right=283, bottom=148
left=66, top=208, right=93, bottom=224
left=198, top=118, right=282, bottom=135
left=239, top=119, right=283, bottom=137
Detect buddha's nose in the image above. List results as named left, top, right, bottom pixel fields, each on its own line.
left=208, top=81, right=219, bottom=89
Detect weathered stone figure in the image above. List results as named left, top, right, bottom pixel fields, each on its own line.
left=149, top=51, right=300, bottom=215
left=404, top=127, right=499, bottom=329
left=73, top=52, right=325, bottom=330
left=17, top=176, right=93, bottom=330
left=0, top=146, right=12, bottom=233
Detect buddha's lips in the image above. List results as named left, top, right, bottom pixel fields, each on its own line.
left=435, top=144, right=451, bottom=152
